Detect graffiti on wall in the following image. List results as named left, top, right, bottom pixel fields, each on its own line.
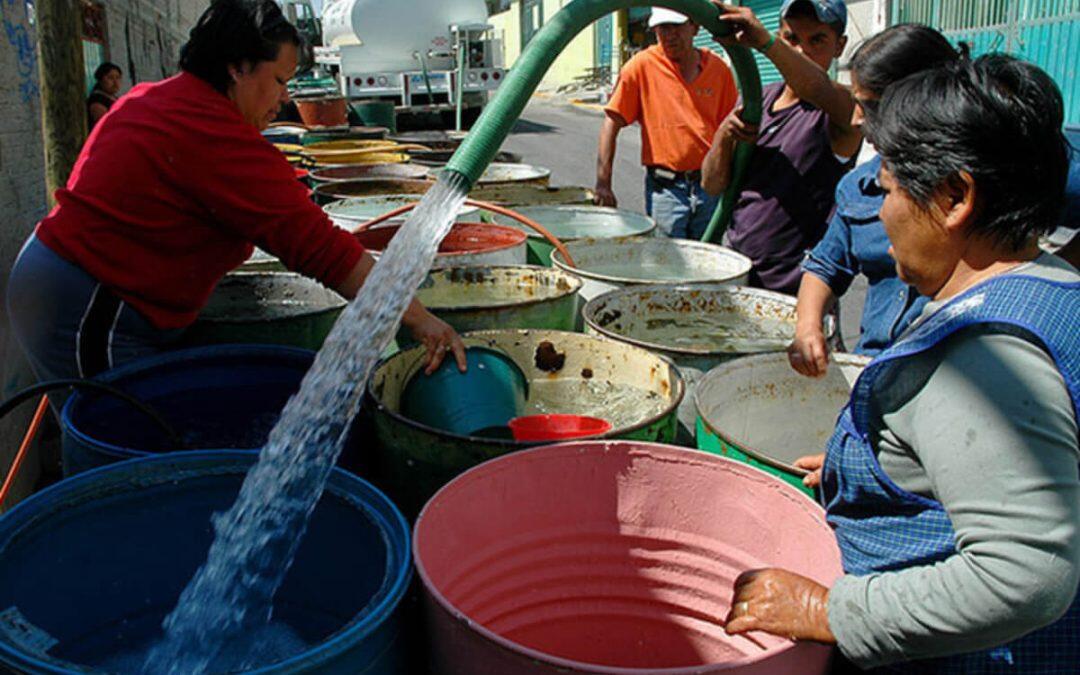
left=2, top=0, right=38, bottom=103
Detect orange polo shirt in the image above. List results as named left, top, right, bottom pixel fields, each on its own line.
left=606, top=45, right=738, bottom=173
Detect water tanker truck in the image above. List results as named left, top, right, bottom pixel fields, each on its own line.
left=279, top=0, right=505, bottom=128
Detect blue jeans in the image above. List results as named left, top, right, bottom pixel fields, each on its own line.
left=645, top=173, right=720, bottom=240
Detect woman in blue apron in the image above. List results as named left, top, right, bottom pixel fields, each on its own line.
left=723, top=54, right=1079, bottom=672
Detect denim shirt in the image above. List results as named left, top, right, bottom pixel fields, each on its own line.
left=802, top=155, right=928, bottom=355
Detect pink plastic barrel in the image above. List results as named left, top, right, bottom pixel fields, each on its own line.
left=414, top=441, right=842, bottom=675
left=508, top=414, right=613, bottom=441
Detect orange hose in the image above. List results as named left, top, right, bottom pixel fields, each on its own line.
left=353, top=199, right=576, bottom=268
left=0, top=395, right=49, bottom=508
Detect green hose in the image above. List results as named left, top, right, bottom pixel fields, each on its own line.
left=700, top=44, right=758, bottom=244
left=443, top=0, right=762, bottom=241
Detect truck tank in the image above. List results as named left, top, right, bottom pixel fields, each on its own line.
left=322, top=0, right=490, bottom=72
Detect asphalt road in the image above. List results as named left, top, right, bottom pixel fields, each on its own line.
left=499, top=98, right=867, bottom=348
left=501, top=99, right=647, bottom=214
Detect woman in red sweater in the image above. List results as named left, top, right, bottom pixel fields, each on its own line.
left=7, top=0, right=464, bottom=384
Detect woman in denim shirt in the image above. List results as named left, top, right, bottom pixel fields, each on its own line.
left=788, top=25, right=962, bottom=377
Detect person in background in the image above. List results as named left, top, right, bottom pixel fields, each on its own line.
left=1048, top=125, right=1079, bottom=268
left=787, top=25, right=963, bottom=378
left=725, top=54, right=1079, bottom=671
left=87, top=62, right=123, bottom=131
left=703, top=0, right=858, bottom=295
left=8, top=0, right=464, bottom=397
left=594, top=8, right=738, bottom=239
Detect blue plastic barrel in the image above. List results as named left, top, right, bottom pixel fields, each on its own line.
left=60, top=345, right=355, bottom=476
left=0, top=451, right=411, bottom=674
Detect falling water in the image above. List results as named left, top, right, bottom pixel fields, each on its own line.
left=142, top=172, right=471, bottom=673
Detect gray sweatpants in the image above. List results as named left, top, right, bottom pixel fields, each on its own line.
left=6, top=235, right=183, bottom=387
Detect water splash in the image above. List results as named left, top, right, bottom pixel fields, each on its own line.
left=143, top=173, right=471, bottom=673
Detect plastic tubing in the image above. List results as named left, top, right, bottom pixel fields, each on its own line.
left=441, top=0, right=762, bottom=243
left=0, top=380, right=185, bottom=451
left=0, top=395, right=48, bottom=508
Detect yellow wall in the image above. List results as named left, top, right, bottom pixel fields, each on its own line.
left=490, top=1, right=622, bottom=89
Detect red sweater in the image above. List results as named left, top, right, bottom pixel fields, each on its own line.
left=37, top=72, right=364, bottom=330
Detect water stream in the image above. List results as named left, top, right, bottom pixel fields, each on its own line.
left=142, top=173, right=470, bottom=673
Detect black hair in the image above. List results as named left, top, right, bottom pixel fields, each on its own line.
left=869, top=54, right=1069, bottom=251
left=782, top=0, right=844, bottom=38
left=179, top=0, right=301, bottom=94
left=93, top=61, right=121, bottom=83
left=851, top=24, right=964, bottom=98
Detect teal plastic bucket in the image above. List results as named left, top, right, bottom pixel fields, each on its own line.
left=0, top=451, right=411, bottom=674
left=401, top=347, right=526, bottom=436
left=350, top=100, right=397, bottom=133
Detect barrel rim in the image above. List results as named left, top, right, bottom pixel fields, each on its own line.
left=308, top=163, right=431, bottom=183
left=322, top=194, right=479, bottom=223
left=313, top=177, right=436, bottom=201
left=0, top=450, right=412, bottom=674
left=582, top=283, right=833, bottom=357
left=693, top=352, right=871, bottom=475
left=493, top=204, right=657, bottom=242
left=551, top=236, right=753, bottom=285
left=196, top=271, right=348, bottom=325
left=416, top=264, right=583, bottom=313
left=365, top=329, right=686, bottom=448
left=412, top=440, right=832, bottom=674
left=61, top=344, right=317, bottom=462
left=439, top=162, right=551, bottom=185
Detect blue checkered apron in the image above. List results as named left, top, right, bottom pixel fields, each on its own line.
left=820, top=274, right=1080, bottom=673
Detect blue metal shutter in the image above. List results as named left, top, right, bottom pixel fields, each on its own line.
left=891, top=0, right=1079, bottom=125
left=693, top=0, right=784, bottom=88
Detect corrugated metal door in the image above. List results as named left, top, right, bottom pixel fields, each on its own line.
left=693, top=0, right=785, bottom=88
left=891, top=0, right=1079, bottom=124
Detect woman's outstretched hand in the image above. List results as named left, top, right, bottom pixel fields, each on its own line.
left=724, top=568, right=836, bottom=643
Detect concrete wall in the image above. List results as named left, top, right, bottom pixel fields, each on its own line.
left=104, top=0, right=208, bottom=90
left=837, top=0, right=889, bottom=83
left=0, top=0, right=47, bottom=508
left=490, top=0, right=618, bottom=90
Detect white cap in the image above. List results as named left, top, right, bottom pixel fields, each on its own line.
left=648, top=8, right=690, bottom=28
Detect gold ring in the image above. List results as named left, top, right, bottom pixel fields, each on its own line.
left=737, top=601, right=749, bottom=615
left=444, top=344, right=453, bottom=352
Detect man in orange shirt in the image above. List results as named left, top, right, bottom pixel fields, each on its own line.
left=594, top=8, right=738, bottom=239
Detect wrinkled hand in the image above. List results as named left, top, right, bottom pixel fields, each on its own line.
left=406, top=310, right=467, bottom=375
left=593, top=182, right=617, bottom=208
left=787, top=327, right=830, bottom=378
left=712, top=2, right=772, bottom=50
left=719, top=106, right=760, bottom=145
left=794, top=453, right=825, bottom=489
left=725, top=569, right=835, bottom=643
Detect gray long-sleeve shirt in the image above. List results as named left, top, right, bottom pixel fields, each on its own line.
left=828, top=255, right=1080, bottom=668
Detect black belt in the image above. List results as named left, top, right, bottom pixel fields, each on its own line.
left=647, top=166, right=702, bottom=183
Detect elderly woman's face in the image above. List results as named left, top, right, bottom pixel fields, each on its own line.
left=878, top=165, right=959, bottom=297
left=229, top=41, right=297, bottom=131
left=101, top=69, right=122, bottom=95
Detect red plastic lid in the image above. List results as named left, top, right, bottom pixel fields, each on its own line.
left=508, top=414, right=613, bottom=442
